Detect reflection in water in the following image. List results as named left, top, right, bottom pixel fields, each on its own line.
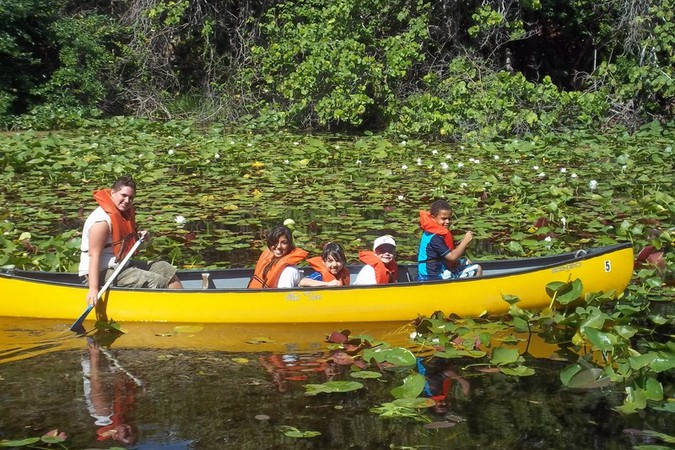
left=82, top=340, right=141, bottom=445
left=0, top=319, right=672, bottom=449
left=419, top=358, right=471, bottom=415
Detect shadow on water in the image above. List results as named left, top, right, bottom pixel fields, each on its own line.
left=0, top=318, right=672, bottom=449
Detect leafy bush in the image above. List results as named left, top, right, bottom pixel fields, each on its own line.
left=245, top=0, right=429, bottom=129
left=394, top=56, right=610, bottom=141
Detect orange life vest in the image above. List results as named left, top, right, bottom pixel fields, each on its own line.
left=358, top=251, right=398, bottom=284
left=306, top=256, right=350, bottom=285
left=93, top=189, right=137, bottom=260
left=419, top=210, right=455, bottom=250
left=248, top=247, right=308, bottom=288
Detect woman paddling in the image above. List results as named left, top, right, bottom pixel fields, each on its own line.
left=78, top=175, right=182, bottom=307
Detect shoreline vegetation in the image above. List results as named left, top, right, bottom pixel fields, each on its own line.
left=1, top=0, right=674, bottom=135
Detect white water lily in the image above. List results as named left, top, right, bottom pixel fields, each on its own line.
left=571, top=173, right=578, bottom=179
left=440, top=162, right=449, bottom=170
left=460, top=183, right=468, bottom=188
left=432, top=150, right=438, bottom=155
left=293, top=141, right=300, bottom=145
left=468, top=157, right=475, bottom=162
left=401, top=164, right=408, bottom=170
left=538, top=172, right=546, bottom=178
left=460, top=145, right=465, bottom=150
left=544, top=235, right=553, bottom=249
left=284, top=159, right=289, bottom=164
left=167, top=149, right=175, bottom=156
left=398, top=195, right=405, bottom=200
left=445, top=154, right=452, bottom=159
left=457, top=162, right=464, bottom=168
left=473, top=159, right=480, bottom=164
left=493, top=155, right=500, bottom=160
left=214, top=153, right=220, bottom=160
left=416, top=158, right=422, bottom=166
left=356, top=159, right=362, bottom=165
left=247, top=143, right=253, bottom=147
left=533, top=165, right=540, bottom=170
left=560, top=167, right=567, bottom=173
left=400, top=141, right=407, bottom=146
left=589, top=179, right=598, bottom=191
left=175, top=215, right=186, bottom=225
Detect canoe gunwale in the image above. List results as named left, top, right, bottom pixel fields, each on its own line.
left=0, top=242, right=633, bottom=292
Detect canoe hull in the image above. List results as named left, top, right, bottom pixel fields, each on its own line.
left=0, top=244, right=634, bottom=324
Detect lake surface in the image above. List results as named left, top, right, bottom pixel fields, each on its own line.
left=1, top=318, right=671, bottom=449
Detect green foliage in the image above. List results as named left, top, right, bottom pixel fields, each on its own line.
left=592, top=0, right=675, bottom=124
left=395, top=56, right=609, bottom=141
left=246, top=0, right=429, bottom=128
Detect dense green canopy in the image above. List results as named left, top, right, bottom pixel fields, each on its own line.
left=1, top=0, right=673, bottom=135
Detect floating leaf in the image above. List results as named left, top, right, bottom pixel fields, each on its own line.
left=174, top=325, right=204, bottom=334
left=304, top=381, right=363, bottom=396
left=490, top=347, right=521, bottom=366
left=500, top=365, right=536, bottom=376
left=277, top=426, right=321, bottom=438
left=0, top=438, right=41, bottom=447
left=390, top=373, right=426, bottom=399
left=350, top=370, right=382, bottom=379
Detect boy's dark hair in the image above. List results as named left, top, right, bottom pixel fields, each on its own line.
left=266, top=225, right=295, bottom=249
left=322, top=242, right=346, bottom=264
left=112, top=175, right=136, bottom=191
left=430, top=199, right=452, bottom=216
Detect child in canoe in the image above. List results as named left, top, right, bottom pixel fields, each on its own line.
left=417, top=199, right=482, bottom=281
left=353, top=235, right=398, bottom=285
left=248, top=225, right=308, bottom=289
left=299, top=242, right=350, bottom=287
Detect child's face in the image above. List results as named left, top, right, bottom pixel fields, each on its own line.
left=375, top=244, right=396, bottom=264
left=433, top=209, right=452, bottom=228
left=270, top=235, right=291, bottom=257
left=324, top=255, right=345, bottom=276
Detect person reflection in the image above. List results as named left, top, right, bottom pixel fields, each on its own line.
left=259, top=352, right=338, bottom=393
left=418, top=358, right=471, bottom=414
left=82, top=341, right=140, bottom=445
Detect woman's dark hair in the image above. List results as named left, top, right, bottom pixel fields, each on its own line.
left=112, top=175, right=137, bottom=191
left=430, top=199, right=452, bottom=216
left=321, top=242, right=346, bottom=265
left=266, top=225, right=294, bottom=250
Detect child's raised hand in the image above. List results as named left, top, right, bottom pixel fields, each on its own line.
left=461, top=231, right=474, bottom=244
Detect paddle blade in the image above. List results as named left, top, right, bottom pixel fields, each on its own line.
left=70, top=305, right=93, bottom=334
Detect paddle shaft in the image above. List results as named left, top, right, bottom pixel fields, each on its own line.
left=70, top=236, right=144, bottom=332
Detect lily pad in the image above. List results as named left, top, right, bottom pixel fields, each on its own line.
left=304, top=381, right=363, bottom=396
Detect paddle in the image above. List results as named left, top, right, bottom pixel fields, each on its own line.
left=70, top=236, right=144, bottom=333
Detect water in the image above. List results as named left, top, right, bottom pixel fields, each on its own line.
left=0, top=318, right=672, bottom=449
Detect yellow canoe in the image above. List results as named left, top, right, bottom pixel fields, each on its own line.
left=0, top=243, right=633, bottom=324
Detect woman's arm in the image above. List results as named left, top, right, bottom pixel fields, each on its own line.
left=86, top=221, right=109, bottom=307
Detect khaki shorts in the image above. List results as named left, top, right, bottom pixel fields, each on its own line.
left=104, top=260, right=177, bottom=289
